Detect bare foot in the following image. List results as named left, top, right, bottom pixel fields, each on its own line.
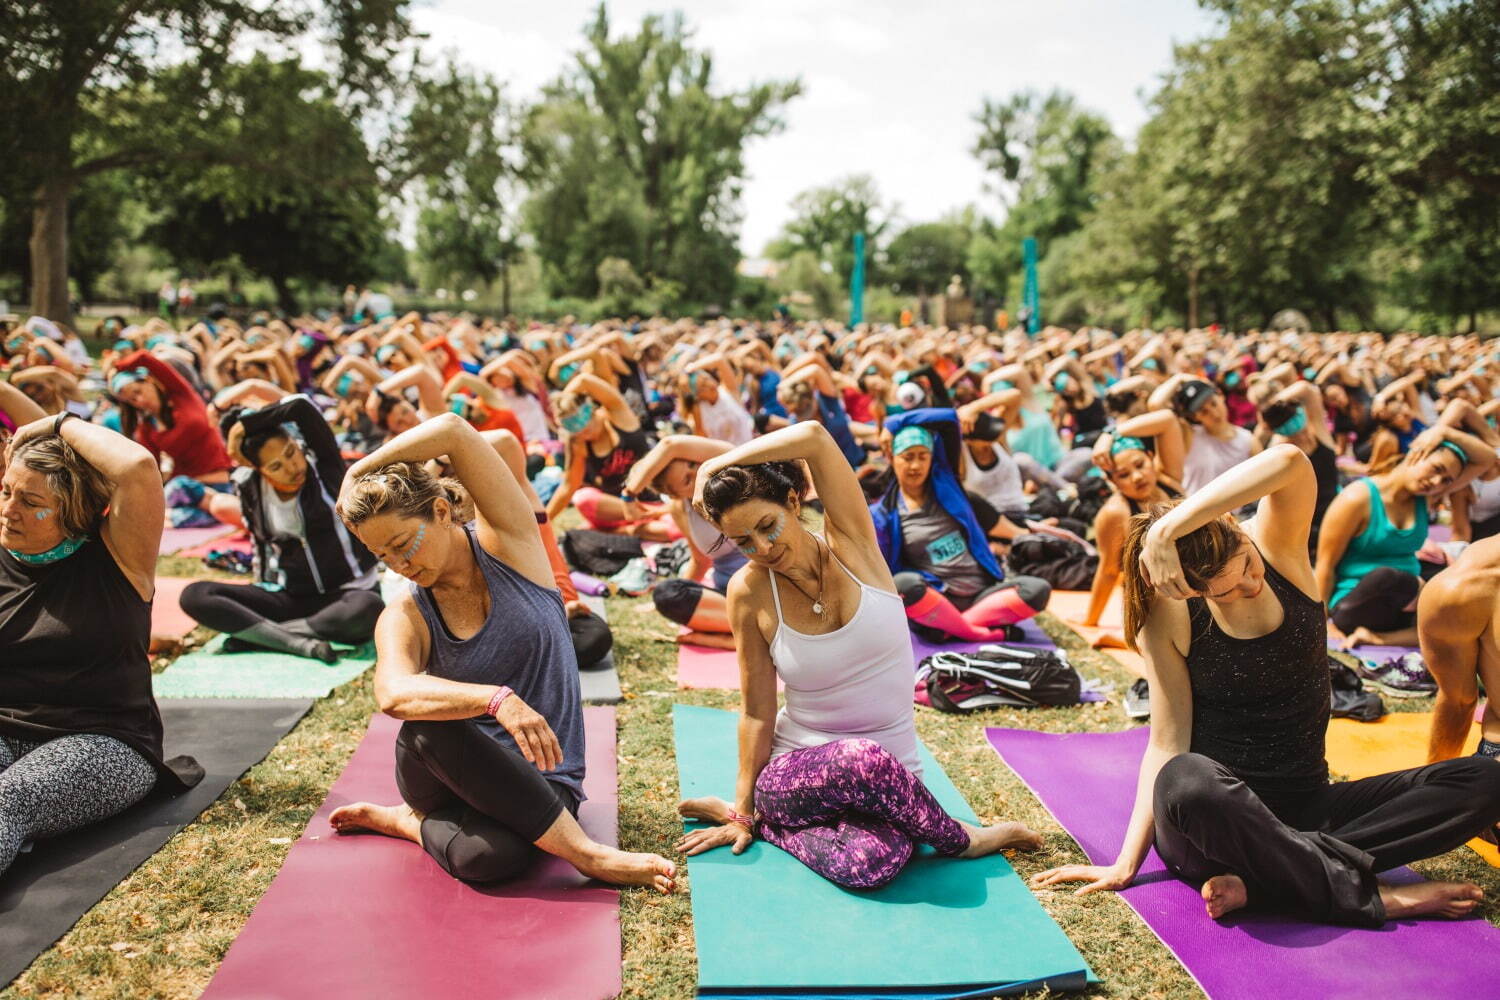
left=329, top=801, right=423, bottom=844
left=959, top=821, right=1045, bottom=858
left=578, top=847, right=677, bottom=894
left=1202, top=874, right=1248, bottom=919
left=677, top=796, right=733, bottom=824
left=1380, top=880, right=1483, bottom=920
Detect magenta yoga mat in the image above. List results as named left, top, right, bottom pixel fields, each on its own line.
left=985, top=725, right=1500, bottom=1000
left=676, top=642, right=783, bottom=691
left=202, top=707, right=623, bottom=1000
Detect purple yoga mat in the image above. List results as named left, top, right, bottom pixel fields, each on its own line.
left=1330, top=639, right=1419, bottom=665
left=986, top=725, right=1500, bottom=1000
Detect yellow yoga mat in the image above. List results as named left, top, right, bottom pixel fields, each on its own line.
left=1049, top=590, right=1147, bottom=676
left=1326, top=712, right=1499, bottom=867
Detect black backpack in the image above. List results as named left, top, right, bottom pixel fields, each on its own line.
left=560, top=529, right=645, bottom=577
left=1007, top=533, right=1098, bottom=591
left=918, top=645, right=1084, bottom=713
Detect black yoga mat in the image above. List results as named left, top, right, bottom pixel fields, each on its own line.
left=0, top=698, right=313, bottom=987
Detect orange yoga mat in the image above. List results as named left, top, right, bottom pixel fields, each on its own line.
left=1326, top=711, right=1499, bottom=867
left=1048, top=589, right=1146, bottom=676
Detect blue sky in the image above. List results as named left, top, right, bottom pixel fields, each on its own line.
left=411, top=1, right=1220, bottom=253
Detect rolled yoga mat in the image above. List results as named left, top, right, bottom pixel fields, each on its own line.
left=202, top=706, right=623, bottom=1000
left=152, top=635, right=376, bottom=700
left=986, top=724, right=1500, bottom=1000
left=0, top=698, right=313, bottom=988
left=675, top=705, right=1092, bottom=998
left=577, top=593, right=622, bottom=705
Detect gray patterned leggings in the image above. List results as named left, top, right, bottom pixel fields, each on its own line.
left=0, top=734, right=157, bottom=876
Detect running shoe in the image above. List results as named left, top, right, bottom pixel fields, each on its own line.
left=1123, top=678, right=1151, bottom=720
left=608, top=557, right=654, bottom=596
left=1357, top=653, right=1437, bottom=698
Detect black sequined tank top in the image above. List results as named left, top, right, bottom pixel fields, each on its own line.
left=1185, top=546, right=1329, bottom=805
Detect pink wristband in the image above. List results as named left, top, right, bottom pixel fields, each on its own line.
left=727, top=809, right=755, bottom=829
left=486, top=685, right=513, bottom=717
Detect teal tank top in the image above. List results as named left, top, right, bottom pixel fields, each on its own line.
left=1330, top=478, right=1427, bottom=609
left=1006, top=405, right=1064, bottom=470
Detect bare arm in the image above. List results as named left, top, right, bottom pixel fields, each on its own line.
left=1314, top=487, right=1367, bottom=606
left=623, top=435, right=732, bottom=497
left=565, top=373, right=638, bottom=431
left=1085, top=502, right=1128, bottom=626
left=1419, top=572, right=1484, bottom=762
left=0, top=381, right=47, bottom=427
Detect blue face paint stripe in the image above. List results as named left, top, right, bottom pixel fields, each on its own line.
left=399, top=522, right=427, bottom=563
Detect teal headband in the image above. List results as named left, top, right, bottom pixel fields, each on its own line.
left=110, top=367, right=150, bottom=394
left=892, top=425, right=934, bottom=455
left=1110, top=435, right=1147, bottom=456
left=560, top=398, right=595, bottom=434
left=556, top=361, right=581, bottom=385
left=1438, top=440, right=1469, bottom=466
left=1273, top=406, right=1307, bottom=437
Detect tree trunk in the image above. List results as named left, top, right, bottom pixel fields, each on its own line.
left=501, top=261, right=513, bottom=317
left=271, top=273, right=297, bottom=314
left=1470, top=310, right=1479, bottom=334
left=28, top=179, right=74, bottom=324
left=1186, top=264, right=1200, bottom=330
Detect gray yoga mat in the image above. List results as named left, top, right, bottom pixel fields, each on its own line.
left=0, top=699, right=313, bottom=987
left=578, top=594, right=622, bottom=705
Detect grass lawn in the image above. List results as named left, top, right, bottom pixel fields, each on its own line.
left=5, top=547, right=1497, bottom=999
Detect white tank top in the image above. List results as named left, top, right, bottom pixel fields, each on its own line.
left=767, top=549, right=922, bottom=775
left=499, top=388, right=551, bottom=442
left=1183, top=425, right=1253, bottom=494
left=1472, top=477, right=1500, bottom=523
left=963, top=446, right=1028, bottom=513
left=698, top=392, right=754, bottom=445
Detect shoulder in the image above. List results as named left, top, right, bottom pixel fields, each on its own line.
left=1097, top=493, right=1131, bottom=524
left=1141, top=592, right=1192, bottom=657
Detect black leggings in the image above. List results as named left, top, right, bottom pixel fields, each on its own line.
left=396, top=719, right=578, bottom=883
left=179, top=580, right=384, bottom=645
left=1330, top=567, right=1420, bottom=634
left=570, top=610, right=614, bottom=670
left=653, top=577, right=715, bottom=626
left=1154, top=752, right=1500, bottom=926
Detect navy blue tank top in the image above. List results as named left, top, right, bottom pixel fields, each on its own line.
left=410, top=526, right=586, bottom=801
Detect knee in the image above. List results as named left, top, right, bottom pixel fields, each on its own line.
left=572, top=614, right=615, bottom=669
left=439, top=827, right=534, bottom=883
left=832, top=737, right=897, bottom=774
left=1154, top=753, right=1228, bottom=820
left=893, top=573, right=928, bottom=607
left=652, top=578, right=704, bottom=625
left=829, top=836, right=913, bottom=890
left=178, top=580, right=223, bottom=621
left=1011, top=575, right=1052, bottom=612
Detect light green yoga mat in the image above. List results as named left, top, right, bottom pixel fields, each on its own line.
left=674, top=705, right=1091, bottom=997
left=153, top=635, right=375, bottom=699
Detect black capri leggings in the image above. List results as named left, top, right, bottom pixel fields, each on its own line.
left=396, top=718, right=579, bottom=883
left=179, top=580, right=384, bottom=645
left=1330, top=567, right=1420, bottom=635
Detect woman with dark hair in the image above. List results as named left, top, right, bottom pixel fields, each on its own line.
left=327, top=413, right=674, bottom=891
left=1032, top=444, right=1500, bottom=926
left=674, top=422, right=1042, bottom=888
left=547, top=374, right=671, bottom=537
left=0, top=415, right=202, bottom=877
left=1154, top=375, right=1260, bottom=494
left=1315, top=422, right=1496, bottom=670
left=1258, top=382, right=1339, bottom=552
left=177, top=393, right=384, bottom=661
left=874, top=408, right=1051, bottom=642
left=110, top=349, right=237, bottom=527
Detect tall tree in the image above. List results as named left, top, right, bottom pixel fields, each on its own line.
left=885, top=221, right=971, bottom=298
left=0, top=0, right=411, bottom=322
left=774, top=175, right=891, bottom=289
left=522, top=5, right=800, bottom=303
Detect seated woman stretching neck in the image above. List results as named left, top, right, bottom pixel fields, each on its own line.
left=328, top=413, right=674, bottom=892
left=1031, top=444, right=1500, bottom=925
left=675, top=422, right=1041, bottom=889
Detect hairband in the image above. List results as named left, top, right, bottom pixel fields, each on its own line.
left=1438, top=440, right=1469, bottom=466
left=110, top=367, right=150, bottom=394
left=1272, top=406, right=1307, bottom=437
left=1110, top=435, right=1147, bottom=456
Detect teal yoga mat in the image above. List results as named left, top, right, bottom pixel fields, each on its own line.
left=153, top=635, right=375, bottom=699
left=673, top=705, right=1091, bottom=997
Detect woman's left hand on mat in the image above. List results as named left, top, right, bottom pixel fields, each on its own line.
left=675, top=822, right=753, bottom=857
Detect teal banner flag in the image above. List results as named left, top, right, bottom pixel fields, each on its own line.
left=850, top=231, right=866, bottom=325
left=1022, top=236, right=1040, bottom=334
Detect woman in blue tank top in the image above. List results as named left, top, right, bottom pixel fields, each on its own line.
left=327, top=412, right=674, bottom=893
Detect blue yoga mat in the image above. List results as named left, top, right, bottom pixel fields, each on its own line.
left=674, top=705, right=1091, bottom=998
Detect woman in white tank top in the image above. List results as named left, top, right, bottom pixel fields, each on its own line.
left=673, top=423, right=1041, bottom=889
left=682, top=356, right=754, bottom=445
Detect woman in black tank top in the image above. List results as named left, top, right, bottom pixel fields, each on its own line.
left=1033, top=444, right=1500, bottom=926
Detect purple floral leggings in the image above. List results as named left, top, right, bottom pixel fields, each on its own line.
left=753, top=737, right=970, bottom=889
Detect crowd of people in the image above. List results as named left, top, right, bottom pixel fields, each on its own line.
left=4, top=304, right=1500, bottom=928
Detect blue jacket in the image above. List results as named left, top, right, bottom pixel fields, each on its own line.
left=870, top=407, right=1005, bottom=587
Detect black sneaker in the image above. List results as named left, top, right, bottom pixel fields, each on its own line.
left=1124, top=678, right=1151, bottom=720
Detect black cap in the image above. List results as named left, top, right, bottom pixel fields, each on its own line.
left=1172, top=379, right=1216, bottom=418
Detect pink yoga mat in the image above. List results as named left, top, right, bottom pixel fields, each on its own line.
left=159, top=524, right=237, bottom=556
left=987, top=725, right=1500, bottom=1000
left=676, top=642, right=783, bottom=692
left=176, top=531, right=253, bottom=560
left=149, top=577, right=218, bottom=640
left=203, top=708, right=622, bottom=999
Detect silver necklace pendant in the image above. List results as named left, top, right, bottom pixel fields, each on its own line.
left=812, top=601, right=824, bottom=615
